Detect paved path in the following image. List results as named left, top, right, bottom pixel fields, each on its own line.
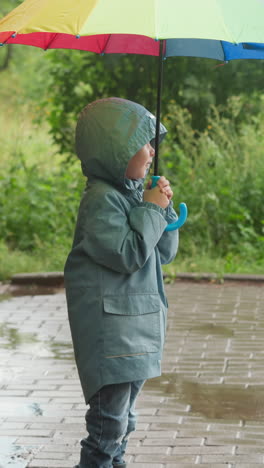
left=0, top=281, right=264, bottom=468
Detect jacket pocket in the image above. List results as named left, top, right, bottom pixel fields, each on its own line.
left=103, top=294, right=161, bottom=358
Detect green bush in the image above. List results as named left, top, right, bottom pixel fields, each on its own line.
left=0, top=156, right=84, bottom=251
left=161, top=96, right=264, bottom=260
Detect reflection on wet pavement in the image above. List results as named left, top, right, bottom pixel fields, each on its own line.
left=146, top=373, right=264, bottom=420
left=0, top=324, right=38, bottom=349
left=0, top=293, right=11, bottom=302
left=190, top=323, right=234, bottom=338
left=0, top=322, right=74, bottom=359
left=0, top=401, right=43, bottom=418
left=0, top=438, right=36, bottom=468
left=49, top=341, right=74, bottom=360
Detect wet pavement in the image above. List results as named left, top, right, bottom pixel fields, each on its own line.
left=0, top=281, right=264, bottom=467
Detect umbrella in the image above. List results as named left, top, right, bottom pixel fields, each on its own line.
left=1, top=0, right=264, bottom=230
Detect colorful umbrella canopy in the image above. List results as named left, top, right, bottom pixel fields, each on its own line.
left=1, top=0, right=264, bottom=58
left=1, top=0, right=264, bottom=45
left=1, top=0, right=264, bottom=230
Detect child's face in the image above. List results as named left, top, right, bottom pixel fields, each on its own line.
left=125, top=142, right=155, bottom=179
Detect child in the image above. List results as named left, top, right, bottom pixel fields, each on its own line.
left=64, top=97, right=179, bottom=468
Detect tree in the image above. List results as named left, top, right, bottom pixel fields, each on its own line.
left=43, top=48, right=264, bottom=156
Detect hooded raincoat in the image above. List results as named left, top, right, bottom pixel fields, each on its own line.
left=64, top=98, right=179, bottom=404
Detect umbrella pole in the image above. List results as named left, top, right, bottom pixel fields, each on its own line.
left=154, top=39, right=164, bottom=176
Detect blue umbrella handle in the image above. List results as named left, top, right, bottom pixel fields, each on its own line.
left=151, top=176, right=188, bottom=231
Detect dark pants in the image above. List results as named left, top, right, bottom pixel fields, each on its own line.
left=76, top=380, right=145, bottom=468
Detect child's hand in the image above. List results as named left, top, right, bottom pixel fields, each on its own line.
left=143, top=185, right=170, bottom=209
left=144, top=176, right=173, bottom=208
left=157, top=176, right=173, bottom=201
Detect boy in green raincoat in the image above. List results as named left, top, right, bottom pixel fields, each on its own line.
left=64, top=97, right=179, bottom=468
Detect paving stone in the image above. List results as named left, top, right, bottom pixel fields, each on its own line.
left=0, top=429, right=53, bottom=437
left=172, top=445, right=235, bottom=455
left=166, top=465, right=231, bottom=468
left=29, top=452, right=67, bottom=460
left=130, top=430, right=177, bottom=439
left=235, top=465, right=264, bottom=468
left=0, top=422, right=27, bottom=429
left=38, top=444, right=79, bottom=453
left=28, top=461, right=74, bottom=467
left=134, top=454, right=197, bottom=463
left=201, top=454, right=264, bottom=462
left=120, top=465, right=163, bottom=468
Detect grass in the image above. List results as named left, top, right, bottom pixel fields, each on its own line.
left=0, top=241, right=71, bottom=281
left=163, top=252, right=264, bottom=281
left=1, top=240, right=263, bottom=283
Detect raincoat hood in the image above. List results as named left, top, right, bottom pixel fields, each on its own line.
left=75, top=97, right=167, bottom=187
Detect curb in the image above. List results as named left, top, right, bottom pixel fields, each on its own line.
left=11, top=272, right=64, bottom=287
left=8, top=271, right=264, bottom=287
left=174, top=272, right=264, bottom=283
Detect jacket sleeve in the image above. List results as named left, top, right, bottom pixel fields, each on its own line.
left=79, top=190, right=168, bottom=274
left=157, top=201, right=179, bottom=264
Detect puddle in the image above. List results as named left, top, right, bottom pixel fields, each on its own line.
left=0, top=367, right=25, bottom=383
left=0, top=323, right=74, bottom=359
left=49, top=341, right=74, bottom=360
left=28, top=402, right=43, bottom=416
left=190, top=323, right=234, bottom=337
left=0, top=293, right=12, bottom=302
left=0, top=324, right=38, bottom=349
left=0, top=437, right=38, bottom=468
left=146, top=373, right=264, bottom=421
left=0, top=402, right=43, bottom=418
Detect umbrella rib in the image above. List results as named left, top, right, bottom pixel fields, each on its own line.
left=44, top=32, right=59, bottom=50
left=0, top=31, right=15, bottom=45
left=100, top=34, right=112, bottom=54
left=220, top=40, right=228, bottom=63
left=213, top=0, right=236, bottom=43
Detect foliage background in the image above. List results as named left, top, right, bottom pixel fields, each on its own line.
left=0, top=1, right=264, bottom=279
